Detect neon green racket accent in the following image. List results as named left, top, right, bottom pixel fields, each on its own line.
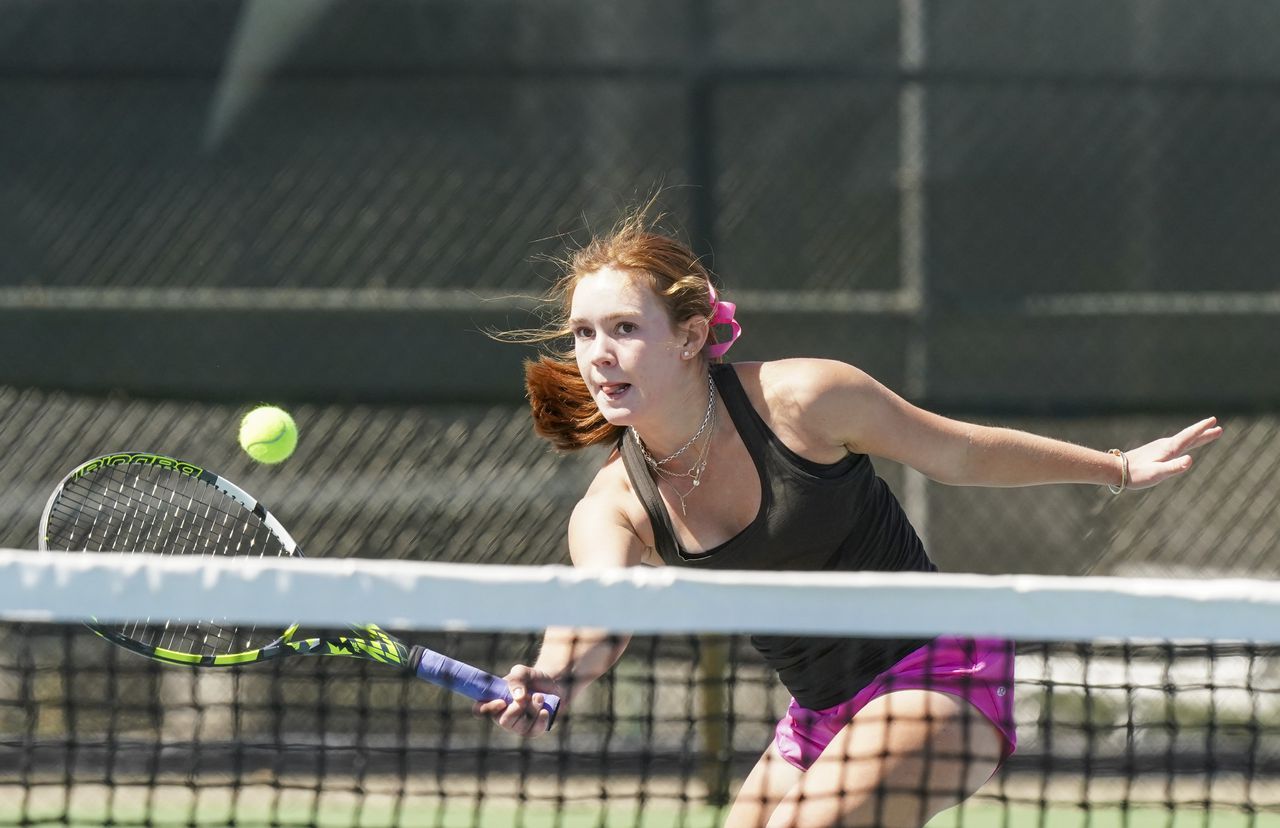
left=90, top=624, right=410, bottom=669
left=209, top=650, right=267, bottom=666
left=87, top=627, right=257, bottom=666
left=145, top=645, right=209, bottom=665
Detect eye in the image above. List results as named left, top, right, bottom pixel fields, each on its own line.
left=573, top=326, right=593, bottom=339
left=616, top=322, right=637, bottom=335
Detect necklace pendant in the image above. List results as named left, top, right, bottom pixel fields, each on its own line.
left=692, top=479, right=700, bottom=486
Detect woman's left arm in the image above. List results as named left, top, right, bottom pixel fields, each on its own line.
left=794, top=359, right=1223, bottom=490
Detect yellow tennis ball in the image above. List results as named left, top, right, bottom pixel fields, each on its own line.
left=238, top=406, right=298, bottom=464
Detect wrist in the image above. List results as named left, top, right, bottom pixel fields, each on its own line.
left=1107, top=448, right=1129, bottom=494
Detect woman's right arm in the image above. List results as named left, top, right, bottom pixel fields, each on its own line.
left=473, top=490, right=645, bottom=736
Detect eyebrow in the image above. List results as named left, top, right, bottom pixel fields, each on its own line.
left=567, top=311, right=641, bottom=327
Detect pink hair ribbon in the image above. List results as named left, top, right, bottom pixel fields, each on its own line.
left=706, top=283, right=741, bottom=358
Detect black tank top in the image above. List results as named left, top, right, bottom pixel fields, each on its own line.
left=620, top=363, right=937, bottom=710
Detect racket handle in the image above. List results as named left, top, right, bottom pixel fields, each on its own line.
left=409, top=645, right=560, bottom=730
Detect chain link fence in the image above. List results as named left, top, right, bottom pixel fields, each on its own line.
left=2, top=387, right=1275, bottom=578
left=2, top=0, right=1278, bottom=575
left=3, top=5, right=1280, bottom=822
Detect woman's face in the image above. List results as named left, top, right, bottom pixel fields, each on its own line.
left=569, top=267, right=688, bottom=426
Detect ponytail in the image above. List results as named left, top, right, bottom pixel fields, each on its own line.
left=523, top=351, right=623, bottom=451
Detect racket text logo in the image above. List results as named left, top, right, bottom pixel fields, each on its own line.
left=74, top=453, right=203, bottom=480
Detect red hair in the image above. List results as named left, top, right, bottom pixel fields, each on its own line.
left=510, top=211, right=723, bottom=452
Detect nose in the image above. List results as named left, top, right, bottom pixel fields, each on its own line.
left=584, top=333, right=616, bottom=367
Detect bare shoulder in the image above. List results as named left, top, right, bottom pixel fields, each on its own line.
left=730, top=359, right=874, bottom=460
left=753, top=358, right=873, bottom=404
left=741, top=357, right=877, bottom=423
left=568, top=450, right=652, bottom=568
left=742, top=358, right=970, bottom=464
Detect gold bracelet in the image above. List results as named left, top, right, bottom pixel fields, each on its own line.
left=1107, top=448, right=1129, bottom=495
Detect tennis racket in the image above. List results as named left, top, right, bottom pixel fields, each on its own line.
left=38, top=451, right=560, bottom=729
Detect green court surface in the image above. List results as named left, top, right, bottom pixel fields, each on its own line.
left=8, top=800, right=1279, bottom=828
left=8, top=776, right=1278, bottom=828
left=928, top=804, right=1280, bottom=828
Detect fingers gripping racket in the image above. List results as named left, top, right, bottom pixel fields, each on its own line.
left=38, top=451, right=559, bottom=729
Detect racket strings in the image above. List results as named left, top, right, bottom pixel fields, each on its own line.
left=44, top=463, right=292, bottom=658
left=50, top=469, right=249, bottom=551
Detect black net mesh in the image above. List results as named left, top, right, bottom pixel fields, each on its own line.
left=2, top=621, right=1278, bottom=826
left=4, top=0, right=1280, bottom=823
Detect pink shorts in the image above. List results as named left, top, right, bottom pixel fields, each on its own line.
left=775, top=637, right=1017, bottom=771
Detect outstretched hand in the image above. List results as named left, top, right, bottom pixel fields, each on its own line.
left=1123, top=417, right=1222, bottom=490
left=472, top=664, right=563, bottom=736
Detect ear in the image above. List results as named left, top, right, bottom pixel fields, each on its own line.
left=678, top=317, right=711, bottom=358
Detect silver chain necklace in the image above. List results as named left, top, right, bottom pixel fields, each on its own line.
left=631, top=374, right=717, bottom=516
left=646, top=403, right=716, bottom=515
left=630, top=373, right=716, bottom=468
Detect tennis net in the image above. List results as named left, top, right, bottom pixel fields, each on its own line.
left=2, top=550, right=1279, bottom=827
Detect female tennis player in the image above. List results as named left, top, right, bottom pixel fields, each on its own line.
left=477, top=211, right=1222, bottom=827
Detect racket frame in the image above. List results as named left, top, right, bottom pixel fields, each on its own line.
left=38, top=451, right=559, bottom=727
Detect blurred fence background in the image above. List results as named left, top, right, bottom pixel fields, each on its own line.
left=2, top=0, right=1279, bottom=577
left=4, top=3, right=1280, bottom=816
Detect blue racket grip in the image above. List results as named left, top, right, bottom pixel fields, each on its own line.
left=409, top=645, right=560, bottom=730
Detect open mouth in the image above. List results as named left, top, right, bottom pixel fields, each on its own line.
left=599, top=383, right=631, bottom=401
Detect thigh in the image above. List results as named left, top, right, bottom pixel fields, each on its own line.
left=722, top=742, right=804, bottom=828
left=768, top=690, right=1003, bottom=828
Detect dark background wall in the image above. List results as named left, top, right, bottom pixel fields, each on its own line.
left=1, top=0, right=1277, bottom=577
left=3, top=4, right=1279, bottom=814
left=4, top=0, right=1278, bottom=408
